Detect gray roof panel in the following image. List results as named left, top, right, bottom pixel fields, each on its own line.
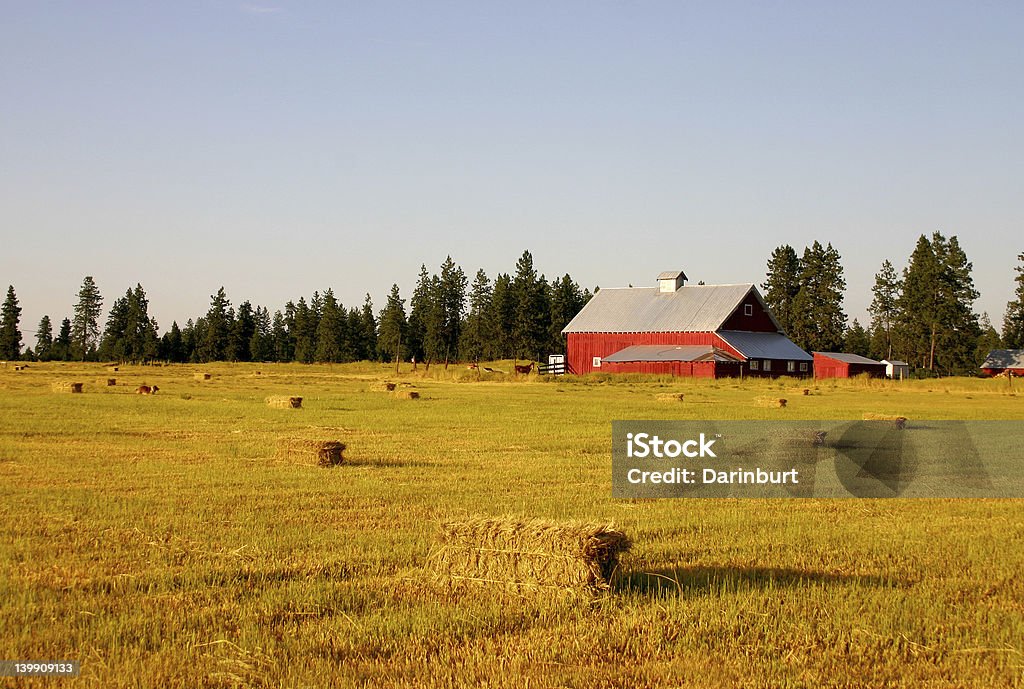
left=981, top=349, right=1024, bottom=369
left=657, top=270, right=688, bottom=280
left=562, top=284, right=770, bottom=333
left=813, top=352, right=884, bottom=365
left=718, top=331, right=813, bottom=361
left=603, top=344, right=741, bottom=363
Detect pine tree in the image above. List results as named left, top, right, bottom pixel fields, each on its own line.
left=249, top=307, right=273, bottom=362
left=868, top=260, right=901, bottom=360
left=407, top=265, right=432, bottom=363
left=54, top=318, right=72, bottom=361
left=71, top=276, right=103, bottom=361
left=511, top=251, right=551, bottom=361
left=272, top=309, right=291, bottom=362
left=0, top=286, right=22, bottom=360
left=761, top=245, right=802, bottom=335
left=897, top=232, right=980, bottom=373
left=99, top=290, right=131, bottom=361
left=315, top=290, right=343, bottom=363
left=378, top=284, right=408, bottom=363
left=844, top=319, right=871, bottom=357
left=933, top=235, right=980, bottom=373
left=1003, top=253, right=1024, bottom=348
left=422, top=275, right=446, bottom=367
left=35, top=315, right=53, bottom=361
left=360, top=295, right=378, bottom=361
left=161, top=321, right=185, bottom=362
left=460, top=270, right=493, bottom=363
left=976, top=313, right=1002, bottom=366
left=292, top=298, right=316, bottom=363
left=229, top=301, right=256, bottom=362
left=438, top=256, right=467, bottom=365
left=199, top=287, right=232, bottom=362
left=490, top=273, right=514, bottom=359
left=548, top=274, right=587, bottom=355
left=789, top=242, right=847, bottom=352
left=125, top=284, right=158, bottom=362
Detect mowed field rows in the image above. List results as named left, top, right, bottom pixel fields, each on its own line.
left=1, top=362, right=1023, bottom=688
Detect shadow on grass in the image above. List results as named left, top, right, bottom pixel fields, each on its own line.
left=615, top=565, right=894, bottom=597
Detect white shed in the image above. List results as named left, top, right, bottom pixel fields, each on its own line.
left=882, top=359, right=909, bottom=380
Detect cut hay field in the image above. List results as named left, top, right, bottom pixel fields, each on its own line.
left=1, top=362, right=1022, bottom=688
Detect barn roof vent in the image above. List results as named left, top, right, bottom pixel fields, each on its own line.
left=657, top=270, right=688, bottom=293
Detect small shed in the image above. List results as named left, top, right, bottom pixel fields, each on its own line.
left=881, top=359, right=910, bottom=380
left=813, top=352, right=886, bottom=379
left=980, top=350, right=1024, bottom=377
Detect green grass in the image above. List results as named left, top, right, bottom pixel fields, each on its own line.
left=1, top=362, right=1022, bottom=688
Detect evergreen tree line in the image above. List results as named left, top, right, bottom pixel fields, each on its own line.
left=2, top=250, right=591, bottom=365
left=762, top=232, right=1023, bottom=375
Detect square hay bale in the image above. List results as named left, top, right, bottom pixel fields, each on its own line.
left=791, top=388, right=810, bottom=396
left=862, top=412, right=907, bottom=429
left=656, top=393, right=685, bottom=402
left=52, top=382, right=84, bottom=393
left=276, top=438, right=345, bottom=466
left=106, top=378, right=117, bottom=386
left=108, top=366, right=119, bottom=372
left=194, top=372, right=212, bottom=381
left=266, top=395, right=303, bottom=409
left=755, top=396, right=787, bottom=408
left=394, top=390, right=420, bottom=400
left=430, top=517, right=631, bottom=594
left=369, top=381, right=397, bottom=392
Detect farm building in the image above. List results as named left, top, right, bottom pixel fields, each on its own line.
left=980, top=350, right=1024, bottom=376
left=882, top=359, right=910, bottom=380
left=561, top=270, right=812, bottom=378
left=813, top=352, right=887, bottom=379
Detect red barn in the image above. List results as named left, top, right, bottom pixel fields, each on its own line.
left=813, top=352, right=887, bottom=379
left=980, top=349, right=1024, bottom=376
left=561, top=270, right=812, bottom=378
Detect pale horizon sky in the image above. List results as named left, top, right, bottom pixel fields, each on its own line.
left=2, top=1, right=1022, bottom=341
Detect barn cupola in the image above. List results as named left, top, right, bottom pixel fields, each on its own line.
left=657, top=270, right=688, bottom=293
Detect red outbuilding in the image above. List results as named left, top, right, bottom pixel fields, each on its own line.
left=980, top=349, right=1024, bottom=377
left=812, top=352, right=887, bottom=379
left=561, top=270, right=812, bottom=378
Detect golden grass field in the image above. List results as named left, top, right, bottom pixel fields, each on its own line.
left=1, top=362, right=1022, bottom=688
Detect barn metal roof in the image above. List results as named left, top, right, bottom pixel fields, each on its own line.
left=981, top=349, right=1024, bottom=369
left=718, top=331, right=813, bottom=361
left=657, top=270, right=688, bottom=281
left=882, top=359, right=909, bottom=366
left=813, top=352, right=884, bottom=365
left=562, top=284, right=776, bottom=334
left=602, top=344, right=741, bottom=363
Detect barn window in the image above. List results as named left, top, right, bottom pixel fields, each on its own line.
left=799, top=362, right=808, bottom=372
left=592, top=356, right=602, bottom=368
left=744, top=303, right=753, bottom=316
left=787, top=361, right=796, bottom=372
left=763, top=360, right=772, bottom=371
left=750, top=360, right=759, bottom=371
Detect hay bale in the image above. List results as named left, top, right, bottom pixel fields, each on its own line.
left=394, top=390, right=420, bottom=400
left=13, top=365, right=24, bottom=371
left=106, top=378, right=117, bottom=386
left=108, top=366, right=119, bottom=372
left=276, top=438, right=345, bottom=466
left=792, top=388, right=810, bottom=396
left=656, top=393, right=685, bottom=402
left=266, top=395, right=302, bottom=409
left=369, top=382, right=397, bottom=392
left=52, top=382, right=83, bottom=393
left=194, top=372, right=212, bottom=381
left=431, top=517, right=631, bottom=594
left=755, top=397, right=787, bottom=408
left=862, top=412, right=907, bottom=429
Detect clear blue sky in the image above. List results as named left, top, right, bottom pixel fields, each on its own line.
left=2, top=1, right=1022, bottom=338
